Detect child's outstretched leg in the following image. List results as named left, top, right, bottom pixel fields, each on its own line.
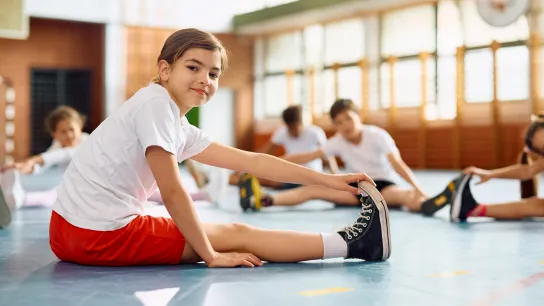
left=451, top=175, right=544, bottom=222
left=419, top=174, right=466, bottom=216
left=184, top=181, right=391, bottom=263
left=238, top=174, right=358, bottom=211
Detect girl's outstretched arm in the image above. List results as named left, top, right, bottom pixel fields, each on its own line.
left=192, top=142, right=373, bottom=195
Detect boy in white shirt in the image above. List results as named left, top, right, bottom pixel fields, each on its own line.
left=0, top=106, right=89, bottom=228
left=230, top=105, right=330, bottom=189
left=240, top=99, right=465, bottom=214
left=45, top=28, right=391, bottom=267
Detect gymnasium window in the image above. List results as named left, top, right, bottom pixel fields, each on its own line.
left=459, top=0, right=529, bottom=104
left=497, top=46, right=529, bottom=101
left=302, top=24, right=324, bottom=118
left=253, top=38, right=265, bottom=120
left=318, top=18, right=366, bottom=113
left=324, top=19, right=365, bottom=65
left=436, top=56, right=456, bottom=119
left=256, top=31, right=303, bottom=118
left=264, top=75, right=288, bottom=117
left=337, top=67, right=363, bottom=110
left=380, top=4, right=436, bottom=109
left=435, top=0, right=462, bottom=119
left=464, top=49, right=494, bottom=103
left=380, top=58, right=436, bottom=108
left=381, top=5, right=435, bottom=57
left=459, top=0, right=529, bottom=47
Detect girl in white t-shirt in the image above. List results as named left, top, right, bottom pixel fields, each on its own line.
left=47, top=28, right=391, bottom=267
left=0, top=106, right=89, bottom=228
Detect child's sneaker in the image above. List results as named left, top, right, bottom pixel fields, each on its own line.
left=0, top=188, right=12, bottom=229
left=337, top=181, right=391, bottom=261
left=1, top=169, right=25, bottom=210
left=238, top=173, right=263, bottom=212
left=0, top=169, right=25, bottom=228
left=421, top=174, right=466, bottom=216
left=450, top=175, right=477, bottom=223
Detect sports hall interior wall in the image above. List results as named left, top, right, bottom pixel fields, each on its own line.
left=0, top=18, right=105, bottom=161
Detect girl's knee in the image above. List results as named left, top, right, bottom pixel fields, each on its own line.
left=229, top=222, right=254, bottom=235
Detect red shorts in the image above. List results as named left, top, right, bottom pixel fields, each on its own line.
left=49, top=211, right=186, bottom=266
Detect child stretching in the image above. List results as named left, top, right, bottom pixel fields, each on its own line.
left=0, top=106, right=89, bottom=228
left=239, top=99, right=453, bottom=214
left=230, top=105, right=330, bottom=189
left=48, top=28, right=391, bottom=267
left=446, top=114, right=544, bottom=222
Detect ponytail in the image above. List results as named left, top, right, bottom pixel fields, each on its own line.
left=150, top=75, right=161, bottom=84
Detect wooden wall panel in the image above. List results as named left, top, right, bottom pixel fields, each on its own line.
left=392, top=128, right=420, bottom=167
left=459, top=126, right=495, bottom=169
left=426, top=127, right=454, bottom=169
left=501, top=123, right=528, bottom=166
left=0, top=18, right=104, bottom=160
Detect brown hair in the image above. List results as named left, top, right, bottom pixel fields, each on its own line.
left=282, top=105, right=303, bottom=126
left=45, top=106, right=86, bottom=134
left=329, top=98, right=359, bottom=120
left=151, top=28, right=228, bottom=83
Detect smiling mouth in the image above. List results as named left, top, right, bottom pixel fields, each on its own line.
left=191, top=89, right=207, bottom=96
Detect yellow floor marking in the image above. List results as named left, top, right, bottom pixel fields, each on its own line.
left=299, top=287, right=354, bottom=297
left=429, top=270, right=471, bottom=278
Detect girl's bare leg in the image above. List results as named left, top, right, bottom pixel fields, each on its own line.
left=181, top=223, right=324, bottom=263
left=472, top=197, right=544, bottom=219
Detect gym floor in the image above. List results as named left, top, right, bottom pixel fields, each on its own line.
left=1, top=170, right=543, bottom=306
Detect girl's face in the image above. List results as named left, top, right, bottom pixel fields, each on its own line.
left=52, top=119, right=82, bottom=147
left=528, top=128, right=544, bottom=156
left=158, top=48, right=222, bottom=114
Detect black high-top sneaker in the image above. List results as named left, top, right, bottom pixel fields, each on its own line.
left=337, top=181, right=391, bottom=261
left=421, top=174, right=466, bottom=216
left=0, top=188, right=12, bottom=229
left=238, top=173, right=263, bottom=212
left=450, top=175, right=478, bottom=222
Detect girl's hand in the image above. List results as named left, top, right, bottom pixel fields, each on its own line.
left=207, top=252, right=263, bottom=268
left=323, top=173, right=375, bottom=194
left=463, top=166, right=492, bottom=184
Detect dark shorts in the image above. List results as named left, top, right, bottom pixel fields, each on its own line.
left=280, top=183, right=301, bottom=190
left=335, top=179, right=396, bottom=207
left=374, top=180, right=396, bottom=193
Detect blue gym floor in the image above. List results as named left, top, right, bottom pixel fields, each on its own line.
left=1, top=170, right=543, bottom=306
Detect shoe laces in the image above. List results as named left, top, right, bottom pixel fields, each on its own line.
left=339, top=198, right=373, bottom=240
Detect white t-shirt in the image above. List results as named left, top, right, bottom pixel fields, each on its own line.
left=322, top=125, right=399, bottom=182
left=53, top=83, right=212, bottom=231
left=271, top=125, right=327, bottom=172
left=38, top=133, right=90, bottom=171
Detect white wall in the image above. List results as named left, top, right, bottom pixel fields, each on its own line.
left=26, top=0, right=236, bottom=32
left=199, top=89, right=235, bottom=147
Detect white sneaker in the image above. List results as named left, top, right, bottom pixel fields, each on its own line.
left=0, top=188, right=12, bottom=228
left=1, top=169, right=25, bottom=211
left=203, top=167, right=229, bottom=204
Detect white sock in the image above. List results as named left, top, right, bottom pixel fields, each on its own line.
left=321, top=233, right=348, bottom=259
